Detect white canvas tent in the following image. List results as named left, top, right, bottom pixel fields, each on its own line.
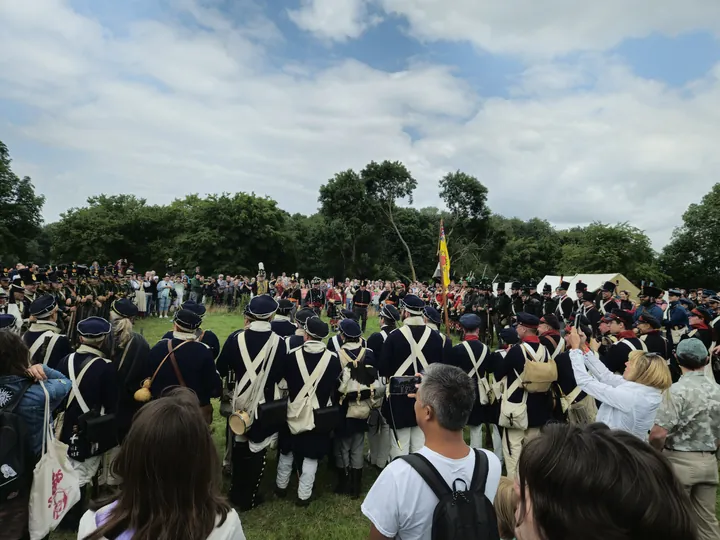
left=538, top=273, right=641, bottom=300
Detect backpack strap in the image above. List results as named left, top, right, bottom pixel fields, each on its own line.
left=167, top=339, right=187, bottom=387
left=400, top=452, right=451, bottom=500
left=43, top=333, right=62, bottom=365
left=470, top=449, right=489, bottom=494
left=28, top=330, right=55, bottom=359
left=67, top=354, right=101, bottom=413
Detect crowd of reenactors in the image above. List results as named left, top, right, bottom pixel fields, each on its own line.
left=2, top=260, right=719, bottom=526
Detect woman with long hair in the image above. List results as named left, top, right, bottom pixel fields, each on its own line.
left=78, top=388, right=246, bottom=540
left=618, top=290, right=635, bottom=311
left=109, top=299, right=150, bottom=444
left=567, top=327, right=671, bottom=440
left=0, top=330, right=70, bottom=540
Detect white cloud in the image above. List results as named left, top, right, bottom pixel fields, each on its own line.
left=0, top=0, right=718, bottom=250
left=288, top=0, right=376, bottom=42
left=377, top=0, right=720, bottom=57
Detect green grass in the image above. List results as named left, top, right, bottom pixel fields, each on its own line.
left=52, top=309, right=720, bottom=538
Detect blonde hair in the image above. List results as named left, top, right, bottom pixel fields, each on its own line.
left=494, top=476, right=518, bottom=539
left=110, top=311, right=134, bottom=350
left=625, top=351, right=672, bottom=391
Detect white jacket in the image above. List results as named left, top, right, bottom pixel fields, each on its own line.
left=569, top=349, right=663, bottom=440
left=77, top=507, right=247, bottom=540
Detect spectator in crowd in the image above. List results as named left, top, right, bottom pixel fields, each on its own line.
left=650, top=338, right=720, bottom=540
left=361, top=363, right=501, bottom=540
left=618, top=290, right=635, bottom=311
left=157, top=274, right=172, bottom=319
left=514, top=423, right=697, bottom=540
left=0, top=330, right=71, bottom=540
left=78, top=388, right=246, bottom=540
left=567, top=327, right=671, bottom=440
left=174, top=275, right=185, bottom=308
left=494, top=477, right=518, bottom=540
left=190, top=272, right=204, bottom=303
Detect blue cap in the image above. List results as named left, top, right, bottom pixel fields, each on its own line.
left=459, top=313, right=482, bottom=330
left=29, top=295, right=57, bottom=318
left=516, top=312, right=540, bottom=328
left=379, top=304, right=401, bottom=322
left=423, top=306, right=442, bottom=326
left=245, top=295, right=278, bottom=320
left=499, top=327, right=519, bottom=344
left=181, top=300, right=206, bottom=317
left=340, top=309, right=357, bottom=321
left=339, top=318, right=362, bottom=339
left=77, top=316, right=112, bottom=338
left=400, top=294, right=425, bottom=315
left=679, top=298, right=695, bottom=310
left=668, top=288, right=682, bottom=297
left=277, top=299, right=294, bottom=314
left=111, top=298, right=138, bottom=318
left=295, top=308, right=315, bottom=325
left=0, top=313, right=16, bottom=329
left=175, top=309, right=202, bottom=330
left=305, top=316, right=329, bottom=339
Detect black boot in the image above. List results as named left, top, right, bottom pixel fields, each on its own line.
left=350, top=468, right=363, bottom=499
left=334, top=467, right=349, bottom=494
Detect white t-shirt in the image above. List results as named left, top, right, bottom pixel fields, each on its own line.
left=361, top=446, right=501, bottom=540
left=77, top=507, right=247, bottom=540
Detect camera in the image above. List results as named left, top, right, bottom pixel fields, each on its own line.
left=388, top=375, right=422, bottom=396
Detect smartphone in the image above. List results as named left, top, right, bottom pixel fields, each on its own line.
left=389, top=375, right=422, bottom=396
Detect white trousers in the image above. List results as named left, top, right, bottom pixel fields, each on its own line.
left=368, top=422, right=392, bottom=468
left=469, top=424, right=504, bottom=465
left=388, top=426, right=425, bottom=460
left=276, top=452, right=318, bottom=501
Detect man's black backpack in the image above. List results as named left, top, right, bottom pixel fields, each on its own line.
left=0, top=381, right=33, bottom=503
left=400, top=448, right=500, bottom=540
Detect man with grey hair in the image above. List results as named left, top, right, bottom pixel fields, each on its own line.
left=650, top=338, right=720, bottom=540
left=362, top=363, right=501, bottom=540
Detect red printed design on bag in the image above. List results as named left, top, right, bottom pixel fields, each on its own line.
left=47, top=469, right=69, bottom=519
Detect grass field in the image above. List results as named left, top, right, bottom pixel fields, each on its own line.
left=52, top=309, right=720, bottom=539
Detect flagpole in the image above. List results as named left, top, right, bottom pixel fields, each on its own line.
left=439, top=219, right=451, bottom=338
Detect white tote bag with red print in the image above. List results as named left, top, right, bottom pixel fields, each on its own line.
left=28, top=381, right=81, bottom=539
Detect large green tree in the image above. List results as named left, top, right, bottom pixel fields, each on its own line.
left=660, top=183, right=720, bottom=289
left=0, top=141, right=45, bottom=261
left=559, top=222, right=666, bottom=285
left=362, top=160, right=418, bottom=281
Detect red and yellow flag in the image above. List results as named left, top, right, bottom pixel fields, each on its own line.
left=439, top=220, right=450, bottom=290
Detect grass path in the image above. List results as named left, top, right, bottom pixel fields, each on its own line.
left=52, top=310, right=720, bottom=538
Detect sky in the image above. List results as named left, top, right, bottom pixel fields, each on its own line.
left=1, top=0, right=720, bottom=249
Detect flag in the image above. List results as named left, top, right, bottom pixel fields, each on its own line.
left=439, top=220, right=450, bottom=289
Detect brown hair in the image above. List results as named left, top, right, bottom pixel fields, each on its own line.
left=517, top=423, right=697, bottom=540
left=625, top=351, right=672, bottom=390
left=494, top=476, right=518, bottom=539
left=84, top=388, right=230, bottom=540
left=0, top=330, right=31, bottom=377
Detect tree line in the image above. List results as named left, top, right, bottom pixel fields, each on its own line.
left=1, top=140, right=718, bottom=289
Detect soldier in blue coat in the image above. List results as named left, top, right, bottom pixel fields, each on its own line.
left=146, top=309, right=221, bottom=424
left=216, top=295, right=285, bottom=511
left=22, top=295, right=73, bottom=368
left=54, top=316, right=117, bottom=529
left=494, top=312, right=558, bottom=479
left=275, top=316, right=342, bottom=506
left=365, top=303, right=400, bottom=469
left=379, top=294, right=445, bottom=459
left=271, top=299, right=296, bottom=338
left=663, top=288, right=690, bottom=351
left=327, top=309, right=365, bottom=353
left=108, top=298, right=150, bottom=444
left=333, top=319, right=379, bottom=498
left=601, top=309, right=647, bottom=374
left=285, top=307, right=316, bottom=353
left=449, top=314, right=501, bottom=460
left=634, top=284, right=664, bottom=323
left=160, top=300, right=220, bottom=358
